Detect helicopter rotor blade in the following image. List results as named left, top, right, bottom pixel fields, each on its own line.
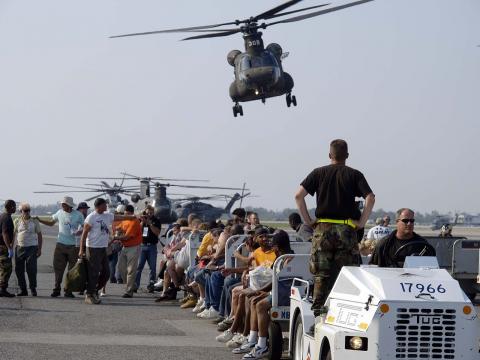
left=42, top=183, right=101, bottom=191
left=266, top=0, right=374, bottom=27
left=34, top=190, right=99, bottom=194
left=119, top=172, right=208, bottom=182
left=66, top=176, right=127, bottom=180
left=182, top=29, right=242, bottom=41
left=110, top=20, right=243, bottom=39
left=166, top=184, right=248, bottom=191
left=100, top=181, right=111, bottom=189
left=84, top=193, right=106, bottom=202
left=262, top=3, right=331, bottom=20
left=253, top=0, right=304, bottom=21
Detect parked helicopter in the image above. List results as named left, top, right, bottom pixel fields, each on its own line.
left=83, top=173, right=248, bottom=224
left=173, top=192, right=252, bottom=222
left=34, top=180, right=138, bottom=211
left=111, top=0, right=374, bottom=116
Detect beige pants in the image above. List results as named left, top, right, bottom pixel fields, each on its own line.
left=117, top=245, right=140, bottom=295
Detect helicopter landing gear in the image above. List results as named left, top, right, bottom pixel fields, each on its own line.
left=286, top=93, right=297, bottom=107
left=233, top=103, right=243, bottom=117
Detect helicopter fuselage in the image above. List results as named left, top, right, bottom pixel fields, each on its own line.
left=229, top=32, right=294, bottom=103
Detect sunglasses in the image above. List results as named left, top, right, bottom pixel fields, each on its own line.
left=399, top=218, right=415, bottom=224
left=22, top=209, right=31, bottom=212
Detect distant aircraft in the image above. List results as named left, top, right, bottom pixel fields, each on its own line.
left=431, top=213, right=480, bottom=230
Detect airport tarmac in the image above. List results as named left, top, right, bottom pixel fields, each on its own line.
left=1, top=224, right=479, bottom=360
left=0, top=225, right=238, bottom=360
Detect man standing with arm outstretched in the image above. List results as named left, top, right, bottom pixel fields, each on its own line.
left=295, top=139, right=375, bottom=316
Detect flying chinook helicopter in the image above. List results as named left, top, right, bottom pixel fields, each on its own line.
left=111, top=0, right=374, bottom=116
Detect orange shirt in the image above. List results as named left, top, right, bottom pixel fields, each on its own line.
left=118, top=219, right=142, bottom=247
left=253, top=248, right=277, bottom=268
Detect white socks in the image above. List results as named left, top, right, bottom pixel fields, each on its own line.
left=258, top=336, right=267, bottom=348
left=248, top=331, right=258, bottom=344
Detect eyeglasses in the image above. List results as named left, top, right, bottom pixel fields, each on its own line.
left=399, top=218, right=415, bottom=224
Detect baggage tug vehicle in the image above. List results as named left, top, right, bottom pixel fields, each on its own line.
left=288, top=257, right=480, bottom=359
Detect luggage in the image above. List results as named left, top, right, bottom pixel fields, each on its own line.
left=65, top=258, right=88, bottom=292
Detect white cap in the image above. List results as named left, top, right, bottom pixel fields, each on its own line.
left=116, top=205, right=126, bottom=213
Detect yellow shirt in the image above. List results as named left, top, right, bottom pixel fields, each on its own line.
left=197, top=232, right=214, bottom=258
left=253, top=248, right=277, bottom=268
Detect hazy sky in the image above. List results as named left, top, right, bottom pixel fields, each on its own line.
left=1, top=0, right=479, bottom=214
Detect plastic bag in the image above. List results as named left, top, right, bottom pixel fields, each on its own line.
left=174, top=245, right=190, bottom=270
left=65, top=258, right=88, bottom=292
left=249, top=266, right=273, bottom=291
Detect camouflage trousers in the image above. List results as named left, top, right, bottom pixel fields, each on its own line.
left=309, top=223, right=359, bottom=315
left=0, top=246, right=13, bottom=290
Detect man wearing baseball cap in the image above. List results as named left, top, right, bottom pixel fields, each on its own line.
left=36, top=196, right=84, bottom=298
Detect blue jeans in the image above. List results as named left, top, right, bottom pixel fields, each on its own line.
left=205, top=270, right=225, bottom=311
left=135, top=244, right=157, bottom=288
left=107, top=252, right=119, bottom=282
left=219, top=276, right=240, bottom=317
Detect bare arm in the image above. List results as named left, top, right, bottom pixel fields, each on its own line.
left=35, top=216, right=56, bottom=227
left=2, top=229, right=14, bottom=249
left=354, top=192, right=375, bottom=229
left=78, top=223, right=92, bottom=257
left=295, top=186, right=314, bottom=226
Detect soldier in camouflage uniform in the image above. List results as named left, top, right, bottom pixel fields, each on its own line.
left=0, top=200, right=17, bottom=297
left=295, top=139, right=375, bottom=316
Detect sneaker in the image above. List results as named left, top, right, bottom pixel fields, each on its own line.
left=211, top=316, right=225, bottom=324
left=179, top=294, right=191, bottom=304
left=216, top=330, right=234, bottom=343
left=218, top=318, right=234, bottom=331
left=232, top=341, right=256, bottom=354
left=242, top=346, right=269, bottom=359
left=30, top=289, right=37, bottom=297
left=192, top=299, right=205, bottom=313
left=99, top=291, right=106, bottom=297
left=226, top=334, right=245, bottom=349
left=16, top=290, right=28, bottom=296
left=50, top=290, right=61, bottom=297
left=92, top=294, right=102, bottom=304
left=154, top=279, right=163, bottom=288
left=180, top=297, right=198, bottom=309
left=0, top=289, right=15, bottom=298
left=64, top=291, right=75, bottom=298
left=122, top=293, right=133, bottom=298
left=200, top=307, right=219, bottom=319
left=197, top=307, right=211, bottom=318
left=85, top=295, right=95, bottom=305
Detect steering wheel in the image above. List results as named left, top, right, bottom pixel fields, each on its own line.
left=393, top=240, right=436, bottom=267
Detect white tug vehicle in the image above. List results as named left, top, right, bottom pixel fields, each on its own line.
left=288, top=257, right=480, bottom=359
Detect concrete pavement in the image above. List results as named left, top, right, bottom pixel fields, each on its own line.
left=0, top=225, right=237, bottom=360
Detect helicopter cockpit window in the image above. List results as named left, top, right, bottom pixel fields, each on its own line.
left=239, top=52, right=278, bottom=71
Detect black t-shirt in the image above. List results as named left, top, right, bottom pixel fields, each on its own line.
left=301, top=164, right=372, bottom=220
left=142, top=218, right=162, bottom=245
left=0, top=212, right=14, bottom=247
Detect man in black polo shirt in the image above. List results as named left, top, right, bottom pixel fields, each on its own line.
left=295, top=139, right=375, bottom=315
left=135, top=205, right=162, bottom=292
left=0, top=200, right=17, bottom=297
